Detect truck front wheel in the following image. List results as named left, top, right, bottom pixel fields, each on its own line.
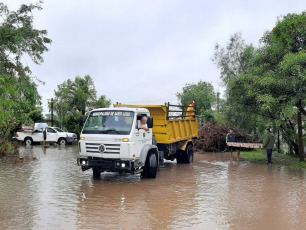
left=24, top=137, right=33, bottom=145
left=141, top=153, right=157, bottom=178
left=92, top=168, right=101, bottom=178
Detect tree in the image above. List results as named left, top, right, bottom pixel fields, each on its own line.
left=0, top=1, right=51, bottom=77
left=212, top=33, right=259, bottom=134
left=53, top=75, right=111, bottom=134
left=0, top=2, right=51, bottom=138
left=96, top=95, right=111, bottom=108
left=248, top=12, right=306, bottom=160
left=214, top=12, right=306, bottom=160
left=212, top=32, right=256, bottom=85
left=176, top=81, right=216, bottom=118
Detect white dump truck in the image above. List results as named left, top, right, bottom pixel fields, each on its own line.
left=14, top=123, right=78, bottom=145
left=77, top=104, right=198, bottom=178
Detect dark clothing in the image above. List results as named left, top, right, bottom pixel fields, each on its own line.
left=226, top=133, right=238, bottom=143
left=229, top=146, right=240, bottom=151
left=267, top=149, right=272, bottom=163
left=43, top=129, right=47, bottom=141
left=226, top=133, right=240, bottom=151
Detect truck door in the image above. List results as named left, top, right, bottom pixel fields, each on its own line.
left=134, top=114, right=153, bottom=154
left=46, top=128, right=58, bottom=142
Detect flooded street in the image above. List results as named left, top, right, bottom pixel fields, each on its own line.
left=1, top=145, right=306, bottom=230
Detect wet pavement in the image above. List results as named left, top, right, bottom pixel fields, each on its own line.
left=1, top=145, right=306, bottom=230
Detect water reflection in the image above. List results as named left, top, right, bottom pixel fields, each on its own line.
left=0, top=146, right=306, bottom=229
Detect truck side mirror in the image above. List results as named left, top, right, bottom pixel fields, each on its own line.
left=147, top=117, right=153, bottom=128
left=80, top=116, right=84, bottom=127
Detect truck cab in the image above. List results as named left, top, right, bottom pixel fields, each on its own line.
left=77, top=107, right=159, bottom=178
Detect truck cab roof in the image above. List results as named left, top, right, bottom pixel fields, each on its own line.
left=90, top=107, right=150, bottom=114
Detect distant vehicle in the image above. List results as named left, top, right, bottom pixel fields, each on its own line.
left=14, top=123, right=78, bottom=145
left=77, top=103, right=198, bottom=178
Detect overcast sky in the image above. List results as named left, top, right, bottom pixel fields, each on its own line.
left=5, top=0, right=305, bottom=113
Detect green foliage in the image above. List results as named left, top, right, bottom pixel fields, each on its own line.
left=212, top=32, right=256, bottom=85
left=176, top=80, right=216, bottom=115
left=0, top=2, right=50, bottom=142
left=0, top=1, right=51, bottom=77
left=0, top=138, right=18, bottom=156
left=96, top=95, right=111, bottom=108
left=53, top=75, right=111, bottom=135
left=213, top=12, right=306, bottom=159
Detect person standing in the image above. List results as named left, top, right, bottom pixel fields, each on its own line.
left=226, top=128, right=240, bottom=160
left=263, top=128, right=275, bottom=164
left=186, top=101, right=196, bottom=119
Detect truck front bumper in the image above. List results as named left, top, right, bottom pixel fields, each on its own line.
left=77, top=157, right=137, bottom=173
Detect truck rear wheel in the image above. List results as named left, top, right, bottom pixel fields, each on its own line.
left=24, top=137, right=33, bottom=146
left=141, top=153, right=157, bottom=178
left=92, top=168, right=101, bottom=178
left=176, top=145, right=194, bottom=164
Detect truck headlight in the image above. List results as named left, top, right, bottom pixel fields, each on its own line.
left=121, top=163, right=126, bottom=168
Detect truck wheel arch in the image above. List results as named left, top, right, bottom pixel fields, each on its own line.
left=139, top=144, right=158, bottom=167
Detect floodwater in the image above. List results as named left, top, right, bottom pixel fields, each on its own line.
left=1, top=146, right=306, bottom=230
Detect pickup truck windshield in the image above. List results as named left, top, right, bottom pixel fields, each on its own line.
left=53, top=128, right=63, bottom=132
left=82, top=111, right=134, bottom=135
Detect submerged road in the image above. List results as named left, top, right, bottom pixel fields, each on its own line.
left=1, top=145, right=306, bottom=230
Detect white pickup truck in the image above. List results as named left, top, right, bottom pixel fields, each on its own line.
left=14, top=125, right=78, bottom=145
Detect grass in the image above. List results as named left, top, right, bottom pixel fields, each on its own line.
left=240, top=149, right=306, bottom=170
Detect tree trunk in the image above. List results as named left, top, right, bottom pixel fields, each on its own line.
left=297, top=99, right=304, bottom=162
left=277, top=129, right=280, bottom=153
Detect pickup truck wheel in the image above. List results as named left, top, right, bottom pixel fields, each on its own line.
left=141, top=153, right=157, bottom=178
left=24, top=137, right=33, bottom=146
left=58, top=138, right=67, bottom=145
left=93, top=169, right=101, bottom=178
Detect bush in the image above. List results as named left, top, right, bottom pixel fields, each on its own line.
left=194, top=120, right=256, bottom=152
left=0, top=138, right=19, bottom=157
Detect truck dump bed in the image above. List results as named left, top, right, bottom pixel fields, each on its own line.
left=114, top=104, right=198, bottom=144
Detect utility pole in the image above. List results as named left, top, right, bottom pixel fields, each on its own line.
left=51, top=98, right=54, bottom=126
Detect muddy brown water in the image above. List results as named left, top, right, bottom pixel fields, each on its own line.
left=1, top=145, right=306, bottom=230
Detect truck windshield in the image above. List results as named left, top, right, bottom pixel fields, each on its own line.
left=82, top=111, right=134, bottom=135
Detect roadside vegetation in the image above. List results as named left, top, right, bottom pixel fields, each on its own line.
left=177, top=12, right=305, bottom=162
left=240, top=150, right=306, bottom=170
left=0, top=2, right=111, bottom=156
left=211, top=12, right=306, bottom=161
left=51, top=75, right=111, bottom=136
left=0, top=2, right=51, bottom=155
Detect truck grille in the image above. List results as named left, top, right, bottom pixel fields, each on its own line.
left=85, top=143, right=121, bottom=154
